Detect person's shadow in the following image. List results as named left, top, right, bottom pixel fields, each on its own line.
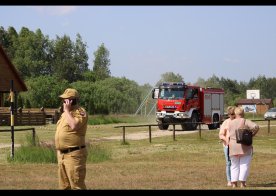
left=249, top=181, right=276, bottom=188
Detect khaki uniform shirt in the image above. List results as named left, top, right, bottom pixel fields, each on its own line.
left=55, top=106, right=88, bottom=150
left=228, top=118, right=258, bottom=156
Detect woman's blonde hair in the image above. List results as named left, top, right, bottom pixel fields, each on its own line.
left=234, top=106, right=244, bottom=117
left=227, top=106, right=236, bottom=115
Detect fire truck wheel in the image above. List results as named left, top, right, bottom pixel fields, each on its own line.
left=158, top=123, right=169, bottom=130
left=181, top=123, right=188, bottom=131
left=208, top=114, right=220, bottom=130
left=190, top=112, right=198, bottom=130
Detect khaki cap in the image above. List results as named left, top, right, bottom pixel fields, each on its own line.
left=59, top=88, right=79, bottom=99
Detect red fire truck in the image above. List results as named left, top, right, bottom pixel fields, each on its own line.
left=152, top=82, right=224, bottom=130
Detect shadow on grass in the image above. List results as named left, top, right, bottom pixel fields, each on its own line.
left=250, top=181, right=276, bottom=187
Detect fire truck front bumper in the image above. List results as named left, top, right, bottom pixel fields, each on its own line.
left=156, top=111, right=189, bottom=119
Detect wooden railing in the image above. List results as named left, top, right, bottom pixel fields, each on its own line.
left=40, top=107, right=61, bottom=124
left=0, top=107, right=61, bottom=126
left=114, top=119, right=275, bottom=144
left=0, top=111, right=45, bottom=126
left=114, top=122, right=207, bottom=144
left=0, top=127, right=36, bottom=146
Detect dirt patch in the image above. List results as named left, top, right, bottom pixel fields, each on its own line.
left=0, top=143, right=21, bottom=149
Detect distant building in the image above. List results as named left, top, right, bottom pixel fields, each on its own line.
left=0, top=45, right=27, bottom=107
left=236, top=98, right=273, bottom=115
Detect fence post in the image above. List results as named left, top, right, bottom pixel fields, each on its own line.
left=122, top=126, right=126, bottom=144
left=173, top=124, right=176, bottom=141
left=32, top=128, right=36, bottom=146
left=199, top=123, right=202, bottom=139
left=149, top=125, right=152, bottom=143
left=10, top=80, right=15, bottom=159
left=268, top=120, right=270, bottom=134
left=28, top=111, right=31, bottom=125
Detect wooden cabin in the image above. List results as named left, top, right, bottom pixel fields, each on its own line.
left=0, top=44, right=27, bottom=106
left=0, top=45, right=60, bottom=125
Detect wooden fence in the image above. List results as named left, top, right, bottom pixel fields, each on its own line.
left=114, top=122, right=207, bottom=144
left=0, top=107, right=61, bottom=126
left=114, top=119, right=275, bottom=144
left=0, top=127, right=36, bottom=146
left=40, top=107, right=61, bottom=124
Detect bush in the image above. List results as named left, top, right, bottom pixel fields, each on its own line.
left=7, top=145, right=57, bottom=163
left=7, top=133, right=57, bottom=163
left=7, top=133, right=111, bottom=164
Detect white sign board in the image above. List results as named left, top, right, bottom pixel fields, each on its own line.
left=242, top=105, right=256, bottom=113
left=246, top=90, right=260, bottom=99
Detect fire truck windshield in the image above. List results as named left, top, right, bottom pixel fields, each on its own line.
left=159, top=88, right=184, bottom=100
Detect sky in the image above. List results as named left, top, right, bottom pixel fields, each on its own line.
left=0, top=6, right=276, bottom=86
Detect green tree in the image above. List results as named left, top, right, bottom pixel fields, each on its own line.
left=70, top=81, right=94, bottom=114
left=0, top=26, right=8, bottom=47
left=11, top=27, right=52, bottom=79
left=21, top=76, right=69, bottom=108
left=0, top=26, right=18, bottom=61
left=92, top=43, right=111, bottom=81
left=219, top=77, right=242, bottom=106
left=25, top=99, right=31, bottom=108
left=73, top=33, right=89, bottom=80
left=266, top=77, right=276, bottom=105
left=83, top=70, right=97, bottom=82
left=72, top=77, right=141, bottom=114
left=248, top=75, right=268, bottom=98
left=0, top=26, right=11, bottom=54
left=205, top=74, right=221, bottom=88
left=52, top=34, right=89, bottom=83
left=6, top=26, right=19, bottom=60
left=17, top=95, right=24, bottom=108
left=248, top=75, right=276, bottom=105
left=156, top=72, right=183, bottom=86
left=12, top=27, right=33, bottom=78
left=52, top=35, right=76, bottom=82
left=194, top=77, right=206, bottom=87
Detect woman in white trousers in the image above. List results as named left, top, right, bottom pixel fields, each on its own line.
left=228, top=106, right=259, bottom=188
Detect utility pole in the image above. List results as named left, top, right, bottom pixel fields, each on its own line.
left=10, top=80, right=15, bottom=159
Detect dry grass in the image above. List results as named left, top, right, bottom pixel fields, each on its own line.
left=0, top=119, right=275, bottom=190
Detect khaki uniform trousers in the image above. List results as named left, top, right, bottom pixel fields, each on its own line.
left=57, top=147, right=87, bottom=190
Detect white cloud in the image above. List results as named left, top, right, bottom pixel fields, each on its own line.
left=31, top=6, right=77, bottom=16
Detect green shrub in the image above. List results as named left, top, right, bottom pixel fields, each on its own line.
left=7, top=133, right=57, bottom=163
left=7, top=145, right=57, bottom=163
left=7, top=133, right=112, bottom=164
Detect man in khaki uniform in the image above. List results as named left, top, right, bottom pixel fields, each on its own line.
left=55, top=88, right=88, bottom=190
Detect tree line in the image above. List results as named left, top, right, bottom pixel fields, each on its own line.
left=0, top=26, right=275, bottom=115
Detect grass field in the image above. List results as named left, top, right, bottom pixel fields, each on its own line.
left=0, top=115, right=275, bottom=190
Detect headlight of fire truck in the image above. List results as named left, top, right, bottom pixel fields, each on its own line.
left=156, top=111, right=166, bottom=118
left=173, top=111, right=188, bottom=118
